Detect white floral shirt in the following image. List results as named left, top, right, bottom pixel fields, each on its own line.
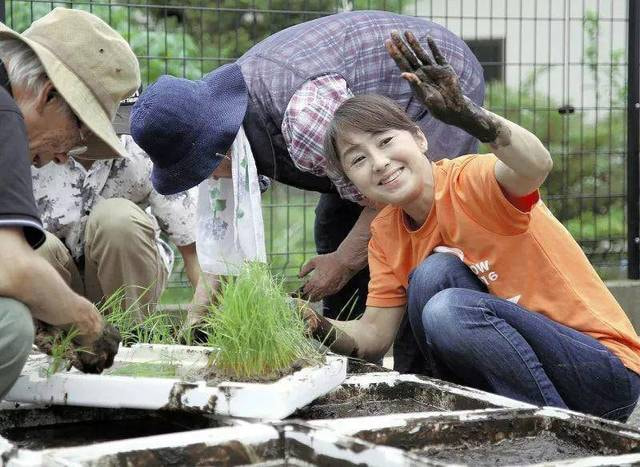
left=31, top=135, right=197, bottom=272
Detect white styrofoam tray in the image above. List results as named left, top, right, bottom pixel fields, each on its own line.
left=4, top=344, right=347, bottom=420
left=340, top=372, right=535, bottom=410
left=4, top=423, right=421, bottom=467
left=309, top=407, right=640, bottom=467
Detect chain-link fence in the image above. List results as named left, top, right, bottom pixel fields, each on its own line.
left=3, top=0, right=636, bottom=300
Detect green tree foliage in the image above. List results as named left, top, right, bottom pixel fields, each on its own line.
left=5, top=1, right=202, bottom=82
left=5, top=0, right=407, bottom=82
left=6, top=2, right=627, bottom=280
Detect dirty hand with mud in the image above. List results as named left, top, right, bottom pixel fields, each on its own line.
left=386, top=31, right=508, bottom=145
left=298, top=252, right=356, bottom=302
left=34, top=321, right=77, bottom=371
left=290, top=298, right=360, bottom=358
left=35, top=320, right=121, bottom=374
left=74, top=323, right=121, bottom=374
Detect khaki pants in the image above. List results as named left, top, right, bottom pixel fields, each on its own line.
left=38, top=198, right=168, bottom=321
left=0, top=297, right=34, bottom=399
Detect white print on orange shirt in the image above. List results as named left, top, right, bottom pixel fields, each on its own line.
left=433, top=246, right=521, bottom=304
left=470, top=259, right=498, bottom=285
left=469, top=258, right=521, bottom=304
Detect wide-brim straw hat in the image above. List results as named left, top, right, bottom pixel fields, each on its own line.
left=0, top=7, right=140, bottom=159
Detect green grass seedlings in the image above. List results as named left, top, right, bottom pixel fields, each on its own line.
left=95, top=265, right=322, bottom=382
left=101, top=286, right=182, bottom=346
left=105, top=361, right=179, bottom=378
left=203, top=262, right=322, bottom=381
left=49, top=328, right=79, bottom=375
left=34, top=325, right=85, bottom=376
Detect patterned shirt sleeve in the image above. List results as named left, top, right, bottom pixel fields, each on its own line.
left=122, top=136, right=198, bottom=247
left=281, top=74, right=363, bottom=202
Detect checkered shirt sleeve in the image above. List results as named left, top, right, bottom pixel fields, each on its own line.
left=281, top=74, right=363, bottom=202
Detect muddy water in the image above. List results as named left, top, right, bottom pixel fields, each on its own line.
left=2, top=414, right=216, bottom=450
left=416, top=431, right=598, bottom=465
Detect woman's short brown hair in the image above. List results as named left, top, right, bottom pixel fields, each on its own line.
left=323, top=94, right=420, bottom=178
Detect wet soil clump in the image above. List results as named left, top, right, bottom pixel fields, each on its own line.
left=416, top=431, right=599, bottom=465
left=293, top=397, right=439, bottom=419
left=346, top=359, right=393, bottom=374
left=200, top=358, right=311, bottom=384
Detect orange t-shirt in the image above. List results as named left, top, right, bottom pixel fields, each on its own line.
left=367, top=154, right=640, bottom=373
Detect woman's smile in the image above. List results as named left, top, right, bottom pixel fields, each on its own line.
left=378, top=167, right=404, bottom=186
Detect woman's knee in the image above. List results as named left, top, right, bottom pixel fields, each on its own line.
left=421, top=288, right=468, bottom=346
left=407, top=253, right=477, bottom=301
left=409, top=253, right=462, bottom=285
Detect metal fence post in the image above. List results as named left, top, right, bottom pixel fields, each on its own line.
left=628, top=0, right=640, bottom=279
left=0, top=1, right=5, bottom=23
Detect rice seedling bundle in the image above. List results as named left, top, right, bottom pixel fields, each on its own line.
left=204, top=262, right=321, bottom=380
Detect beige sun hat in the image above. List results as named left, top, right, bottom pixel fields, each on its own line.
left=0, top=7, right=141, bottom=159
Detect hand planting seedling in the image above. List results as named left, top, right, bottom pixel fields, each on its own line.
left=34, top=320, right=120, bottom=375
left=34, top=322, right=83, bottom=375
left=36, top=266, right=324, bottom=382
left=202, top=262, right=323, bottom=381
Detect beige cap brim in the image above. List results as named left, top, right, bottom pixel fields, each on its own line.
left=77, top=104, right=133, bottom=159
left=0, top=24, right=126, bottom=160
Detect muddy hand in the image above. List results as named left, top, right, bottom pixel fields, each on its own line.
left=74, top=323, right=121, bottom=374
left=34, top=321, right=74, bottom=363
left=33, top=320, right=56, bottom=355
left=288, top=297, right=318, bottom=333
left=289, top=297, right=336, bottom=347
left=289, top=298, right=359, bottom=358
left=290, top=285, right=309, bottom=301
left=385, top=31, right=500, bottom=143
left=298, top=252, right=355, bottom=302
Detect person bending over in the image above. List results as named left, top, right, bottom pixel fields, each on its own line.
left=130, top=11, right=486, bottom=326
left=302, top=31, right=640, bottom=422
left=0, top=8, right=136, bottom=396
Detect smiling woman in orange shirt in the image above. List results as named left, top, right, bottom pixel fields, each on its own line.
left=301, top=32, right=640, bottom=422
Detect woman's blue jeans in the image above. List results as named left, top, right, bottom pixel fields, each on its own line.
left=402, top=253, right=640, bottom=421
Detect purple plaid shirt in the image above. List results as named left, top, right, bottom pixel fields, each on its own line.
left=281, top=74, right=361, bottom=201
left=238, top=11, right=485, bottom=196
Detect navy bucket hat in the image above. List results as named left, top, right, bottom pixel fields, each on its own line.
left=130, top=63, right=248, bottom=195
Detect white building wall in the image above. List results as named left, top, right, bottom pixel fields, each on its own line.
left=409, top=0, right=628, bottom=115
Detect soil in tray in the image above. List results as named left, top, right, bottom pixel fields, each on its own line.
left=346, top=359, right=393, bottom=374
left=415, top=431, right=599, bottom=465
left=293, top=398, right=439, bottom=419
left=1, top=416, right=214, bottom=450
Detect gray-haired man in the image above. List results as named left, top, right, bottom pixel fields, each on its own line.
left=0, top=7, right=139, bottom=397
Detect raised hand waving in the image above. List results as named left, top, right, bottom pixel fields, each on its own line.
left=385, top=31, right=501, bottom=143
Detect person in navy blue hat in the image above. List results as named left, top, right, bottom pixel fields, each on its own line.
left=131, top=10, right=485, bottom=370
